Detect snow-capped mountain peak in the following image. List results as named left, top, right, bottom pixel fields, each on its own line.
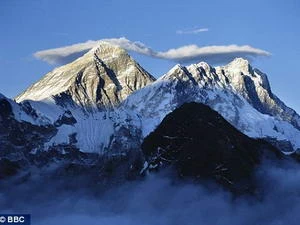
left=91, top=41, right=128, bottom=60
left=123, top=58, right=300, bottom=153
left=15, top=42, right=155, bottom=109
left=158, top=58, right=300, bottom=131
left=225, top=57, right=251, bottom=75
left=216, top=59, right=300, bottom=130
left=196, top=61, right=211, bottom=71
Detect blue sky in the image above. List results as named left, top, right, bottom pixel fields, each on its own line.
left=0, top=0, right=299, bottom=112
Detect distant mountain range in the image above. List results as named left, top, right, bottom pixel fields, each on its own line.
left=1, top=42, right=300, bottom=191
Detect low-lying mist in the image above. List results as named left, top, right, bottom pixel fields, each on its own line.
left=1, top=159, right=300, bottom=225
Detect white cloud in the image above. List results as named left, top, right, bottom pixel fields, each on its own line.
left=34, top=37, right=271, bottom=65
left=176, top=28, right=209, bottom=34
left=34, top=38, right=156, bottom=65
left=155, top=44, right=270, bottom=64
left=33, top=40, right=98, bottom=64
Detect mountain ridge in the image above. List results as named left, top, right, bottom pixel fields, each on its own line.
left=123, top=58, right=300, bottom=153
left=3, top=42, right=300, bottom=155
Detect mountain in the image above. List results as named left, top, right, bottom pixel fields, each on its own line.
left=16, top=41, right=155, bottom=110
left=2, top=42, right=300, bottom=195
left=5, top=43, right=300, bottom=157
left=142, top=102, right=279, bottom=193
left=123, top=59, right=300, bottom=153
left=13, top=42, right=155, bottom=153
left=0, top=92, right=143, bottom=183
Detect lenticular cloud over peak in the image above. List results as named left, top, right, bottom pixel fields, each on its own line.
left=34, top=37, right=270, bottom=65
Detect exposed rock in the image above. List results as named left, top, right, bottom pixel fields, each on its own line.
left=219, top=58, right=300, bottom=130
left=142, top=102, right=280, bottom=193
left=263, top=137, right=295, bottom=154
left=0, top=97, right=57, bottom=162
left=0, top=158, right=21, bottom=179
left=54, top=110, right=77, bottom=127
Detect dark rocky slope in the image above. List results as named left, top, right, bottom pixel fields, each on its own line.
left=142, top=102, right=280, bottom=193
left=0, top=98, right=56, bottom=159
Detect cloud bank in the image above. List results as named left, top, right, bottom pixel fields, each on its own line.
left=34, top=37, right=270, bottom=65
left=1, top=159, right=300, bottom=225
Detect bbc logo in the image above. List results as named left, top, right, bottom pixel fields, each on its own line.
left=0, top=215, right=30, bottom=225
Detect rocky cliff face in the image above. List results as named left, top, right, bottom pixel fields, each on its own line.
left=217, top=58, right=300, bottom=130
left=0, top=94, right=56, bottom=166
left=16, top=42, right=155, bottom=110
left=156, top=58, right=300, bottom=130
